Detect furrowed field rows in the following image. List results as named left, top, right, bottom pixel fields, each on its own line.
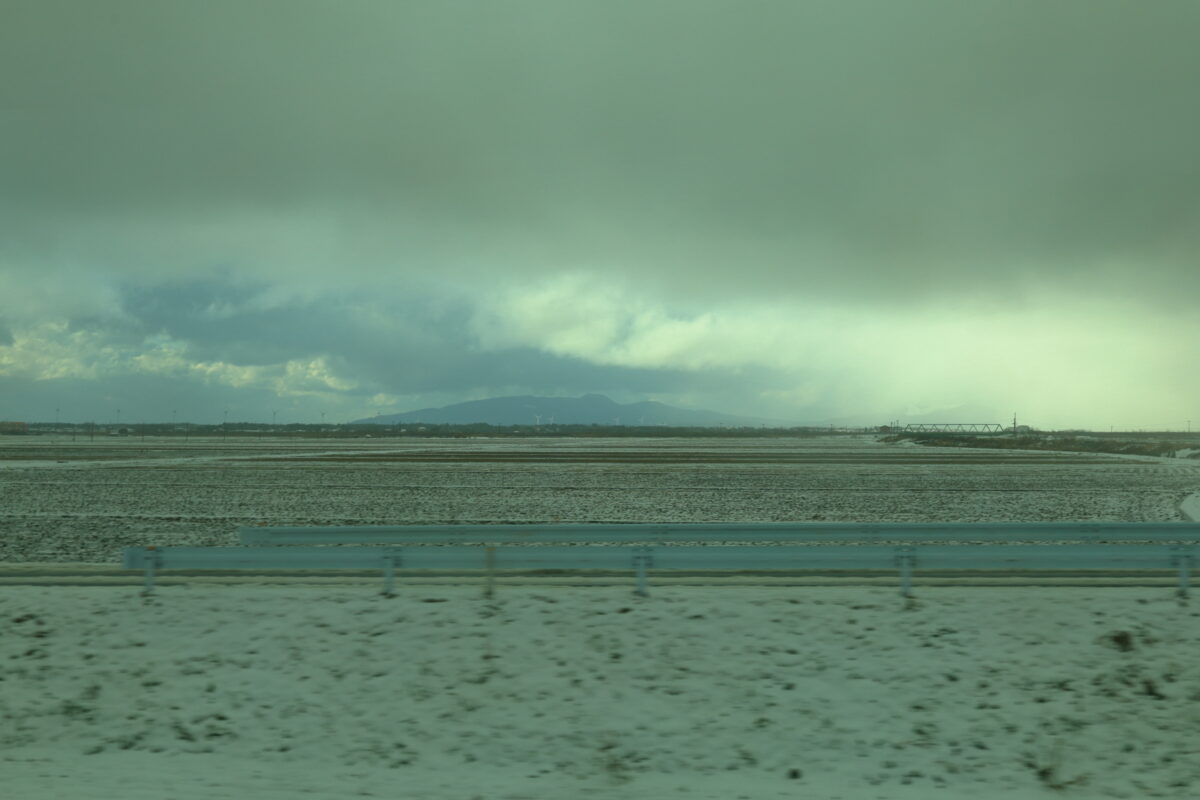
left=1, top=436, right=1197, bottom=562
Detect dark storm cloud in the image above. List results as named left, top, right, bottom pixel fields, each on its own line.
left=4, top=1, right=1199, bottom=304
left=115, top=275, right=783, bottom=400
left=121, top=276, right=358, bottom=366
left=2, top=2, right=1197, bottom=428
left=0, top=372, right=270, bottom=426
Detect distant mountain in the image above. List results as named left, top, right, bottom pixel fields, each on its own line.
left=350, top=394, right=798, bottom=428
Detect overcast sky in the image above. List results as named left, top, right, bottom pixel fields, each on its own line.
left=2, top=1, right=1198, bottom=429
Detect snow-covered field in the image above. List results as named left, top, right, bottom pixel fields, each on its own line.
left=2, top=436, right=1199, bottom=798
left=4, top=585, right=1199, bottom=799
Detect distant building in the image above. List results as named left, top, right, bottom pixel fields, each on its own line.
left=0, top=421, right=30, bottom=434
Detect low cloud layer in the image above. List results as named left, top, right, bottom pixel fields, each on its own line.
left=2, top=2, right=1197, bottom=429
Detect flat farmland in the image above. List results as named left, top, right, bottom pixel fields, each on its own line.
left=2, top=435, right=1198, bottom=563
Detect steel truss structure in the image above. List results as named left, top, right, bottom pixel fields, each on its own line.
left=902, top=423, right=1006, bottom=433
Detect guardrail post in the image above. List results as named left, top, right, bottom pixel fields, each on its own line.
left=382, top=548, right=401, bottom=597
left=893, top=546, right=916, bottom=598
left=484, top=546, right=496, bottom=599
left=1169, top=545, right=1194, bottom=599
left=633, top=546, right=654, bottom=597
left=141, top=547, right=162, bottom=596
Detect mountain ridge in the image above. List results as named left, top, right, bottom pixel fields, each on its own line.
left=350, top=394, right=798, bottom=428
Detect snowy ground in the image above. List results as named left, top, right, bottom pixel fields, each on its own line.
left=3, top=436, right=1199, bottom=798
left=3, top=584, right=1198, bottom=799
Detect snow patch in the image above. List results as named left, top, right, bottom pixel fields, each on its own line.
left=1180, top=492, right=1200, bottom=522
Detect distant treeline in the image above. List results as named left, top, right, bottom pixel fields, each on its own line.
left=26, top=421, right=870, bottom=439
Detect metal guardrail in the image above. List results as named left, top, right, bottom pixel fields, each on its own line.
left=124, top=546, right=405, bottom=595
left=238, top=522, right=1200, bottom=546
left=124, top=526, right=1200, bottom=598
